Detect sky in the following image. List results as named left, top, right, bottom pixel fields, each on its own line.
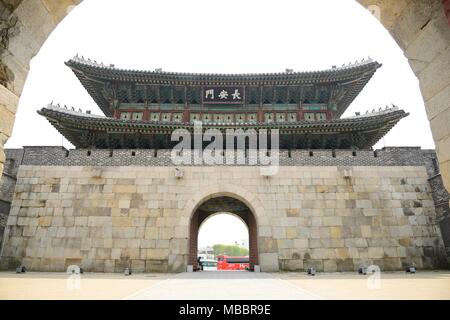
left=4, top=0, right=435, bottom=248
left=198, top=214, right=249, bottom=248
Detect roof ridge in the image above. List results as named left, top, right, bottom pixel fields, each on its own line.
left=67, top=54, right=379, bottom=76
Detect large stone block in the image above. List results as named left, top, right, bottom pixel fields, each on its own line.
left=88, top=216, right=111, bottom=227
left=112, top=217, right=132, bottom=227
left=368, top=247, right=385, bottom=259
left=259, top=253, right=279, bottom=272
left=0, top=106, right=15, bottom=139
left=146, top=248, right=169, bottom=260
left=280, top=259, right=303, bottom=271
left=425, top=84, right=450, bottom=123
left=405, top=9, right=450, bottom=71
left=356, top=0, right=408, bottom=30
left=419, top=45, right=450, bottom=103
left=389, top=0, right=442, bottom=49
left=145, top=259, right=168, bottom=273
left=0, top=85, right=19, bottom=114
left=168, top=254, right=186, bottom=272
left=131, top=259, right=146, bottom=273
left=113, top=185, right=137, bottom=194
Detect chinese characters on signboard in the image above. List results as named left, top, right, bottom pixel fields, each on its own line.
left=202, top=87, right=245, bottom=104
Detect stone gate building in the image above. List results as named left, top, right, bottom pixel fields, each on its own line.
left=0, top=57, right=449, bottom=272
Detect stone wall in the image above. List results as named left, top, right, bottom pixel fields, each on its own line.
left=0, top=0, right=81, bottom=179
left=423, top=149, right=450, bottom=257
left=357, top=0, right=450, bottom=193
left=0, top=148, right=23, bottom=249
left=0, top=147, right=447, bottom=272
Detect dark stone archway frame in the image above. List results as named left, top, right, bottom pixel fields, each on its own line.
left=188, top=196, right=258, bottom=270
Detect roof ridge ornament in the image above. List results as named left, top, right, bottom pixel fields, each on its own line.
left=71, top=54, right=113, bottom=68
left=347, top=104, right=401, bottom=119
left=70, top=55, right=378, bottom=76
left=42, top=102, right=103, bottom=119
left=334, top=57, right=373, bottom=71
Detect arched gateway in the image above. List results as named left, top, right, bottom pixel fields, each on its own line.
left=182, top=184, right=276, bottom=272
left=189, top=196, right=258, bottom=270
left=1, top=2, right=450, bottom=273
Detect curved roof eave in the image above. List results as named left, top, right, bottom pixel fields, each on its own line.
left=37, top=105, right=408, bottom=150
left=65, top=56, right=381, bottom=84
left=65, top=56, right=382, bottom=118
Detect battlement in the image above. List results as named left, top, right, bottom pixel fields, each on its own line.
left=9, top=146, right=439, bottom=168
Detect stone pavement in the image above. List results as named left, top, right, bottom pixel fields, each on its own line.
left=125, top=271, right=322, bottom=300
left=1, top=271, right=450, bottom=300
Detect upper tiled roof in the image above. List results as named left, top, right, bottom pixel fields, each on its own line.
left=66, top=55, right=381, bottom=85
left=66, top=55, right=381, bottom=117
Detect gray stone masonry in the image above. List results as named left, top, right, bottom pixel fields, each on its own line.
left=0, top=146, right=448, bottom=272
left=0, top=149, right=24, bottom=250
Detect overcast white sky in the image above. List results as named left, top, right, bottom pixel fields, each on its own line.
left=4, top=0, right=436, bottom=248
left=198, top=214, right=249, bottom=248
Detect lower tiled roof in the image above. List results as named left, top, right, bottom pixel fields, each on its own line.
left=38, top=104, right=408, bottom=149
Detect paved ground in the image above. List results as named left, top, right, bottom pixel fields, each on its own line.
left=0, top=272, right=169, bottom=300
left=0, top=271, right=449, bottom=300
left=125, top=271, right=320, bottom=300
left=280, top=271, right=450, bottom=300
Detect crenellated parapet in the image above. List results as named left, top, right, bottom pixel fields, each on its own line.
left=8, top=146, right=439, bottom=168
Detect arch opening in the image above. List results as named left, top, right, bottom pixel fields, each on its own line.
left=189, top=196, right=259, bottom=271
left=197, top=213, right=249, bottom=270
